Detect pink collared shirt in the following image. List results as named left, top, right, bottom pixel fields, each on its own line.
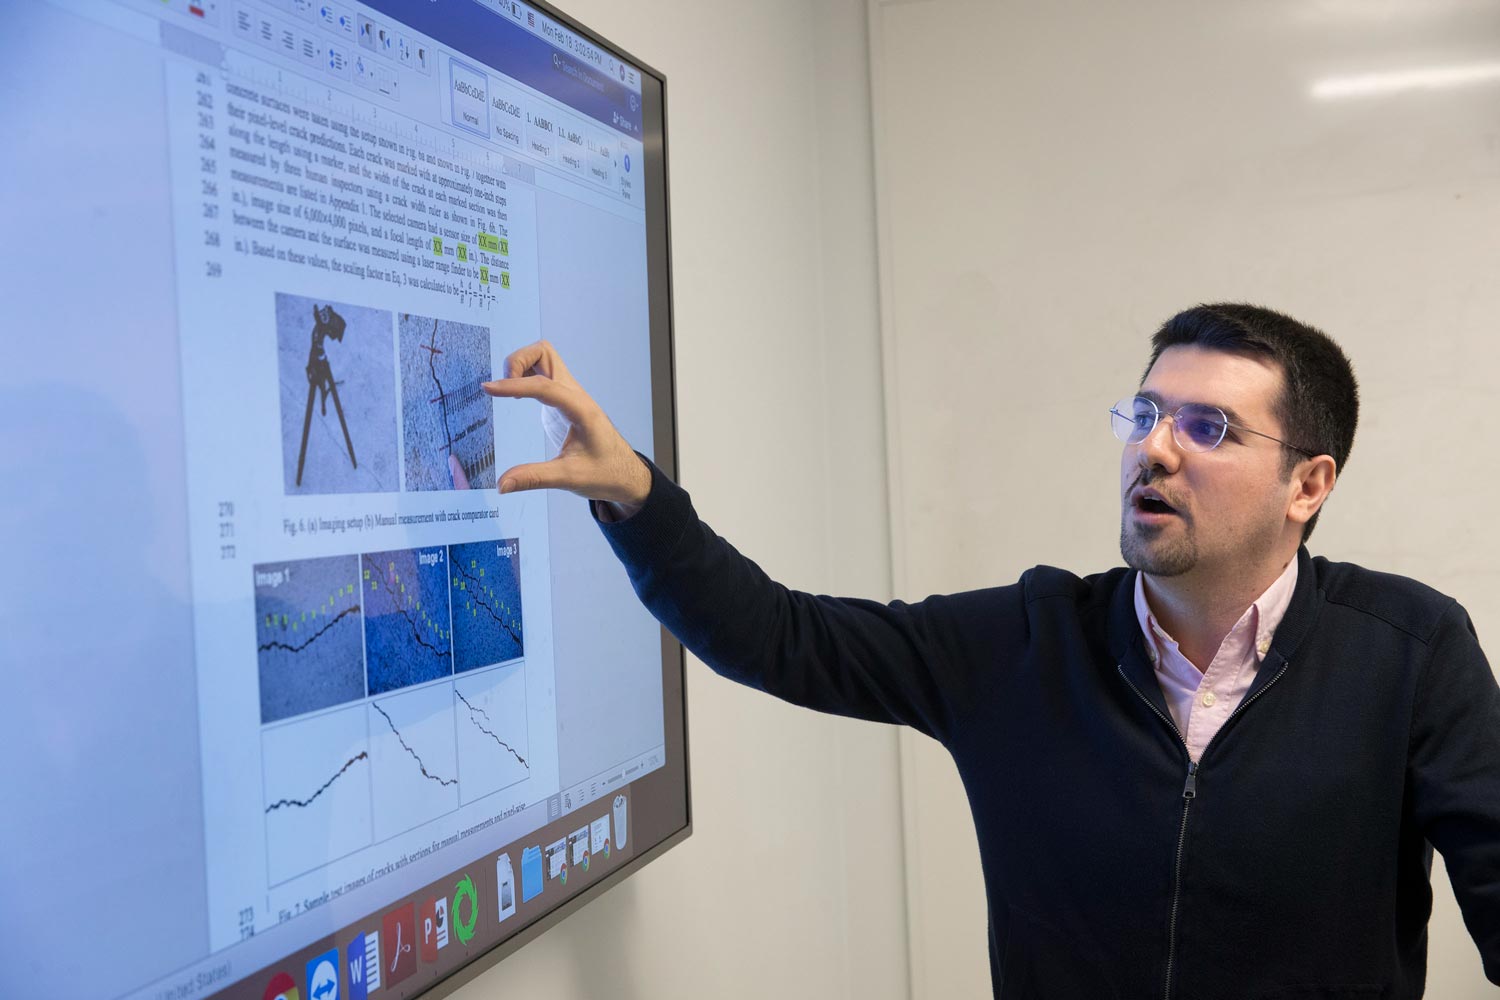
left=1133, top=557, right=1299, bottom=762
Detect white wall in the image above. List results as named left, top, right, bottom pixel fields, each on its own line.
left=452, top=0, right=907, bottom=998
left=868, top=0, right=1500, bottom=996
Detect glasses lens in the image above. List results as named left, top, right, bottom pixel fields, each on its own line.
left=1173, top=403, right=1228, bottom=451
left=1110, top=396, right=1157, bottom=443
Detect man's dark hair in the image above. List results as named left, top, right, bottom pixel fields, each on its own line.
left=1142, top=303, right=1359, bottom=542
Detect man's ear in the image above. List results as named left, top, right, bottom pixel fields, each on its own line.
left=1287, top=455, right=1338, bottom=529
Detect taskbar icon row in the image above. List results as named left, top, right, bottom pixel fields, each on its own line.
left=257, top=794, right=627, bottom=1000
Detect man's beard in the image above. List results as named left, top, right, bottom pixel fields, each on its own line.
left=1120, top=514, right=1197, bottom=576
left=1121, top=467, right=1197, bottom=576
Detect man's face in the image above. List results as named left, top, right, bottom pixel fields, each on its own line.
left=1119, top=345, right=1295, bottom=578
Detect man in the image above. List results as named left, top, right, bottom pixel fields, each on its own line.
left=483, top=304, right=1500, bottom=998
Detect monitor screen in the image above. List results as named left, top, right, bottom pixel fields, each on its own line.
left=0, top=1, right=686, bottom=997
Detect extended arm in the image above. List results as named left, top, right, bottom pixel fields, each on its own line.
left=482, top=341, right=998, bottom=742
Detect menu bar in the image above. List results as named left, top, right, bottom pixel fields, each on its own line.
left=468, top=0, right=642, bottom=92
left=363, top=0, right=644, bottom=138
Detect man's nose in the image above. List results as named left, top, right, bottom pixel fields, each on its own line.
left=1137, top=414, right=1182, bottom=474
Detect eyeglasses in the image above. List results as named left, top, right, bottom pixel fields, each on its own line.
left=1109, top=395, right=1316, bottom=456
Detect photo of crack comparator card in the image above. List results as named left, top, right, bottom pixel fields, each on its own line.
left=398, top=313, right=496, bottom=491
left=276, top=292, right=399, bottom=495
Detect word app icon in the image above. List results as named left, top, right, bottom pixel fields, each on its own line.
left=346, top=932, right=380, bottom=1000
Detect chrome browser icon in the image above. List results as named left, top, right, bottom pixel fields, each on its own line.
left=263, top=971, right=300, bottom=1000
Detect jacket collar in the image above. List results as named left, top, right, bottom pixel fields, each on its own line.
left=1110, top=546, right=1323, bottom=721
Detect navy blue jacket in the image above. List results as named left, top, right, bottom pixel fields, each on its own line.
left=598, top=461, right=1500, bottom=998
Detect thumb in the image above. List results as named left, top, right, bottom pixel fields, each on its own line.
left=497, top=458, right=572, bottom=495
left=448, top=454, right=471, bottom=491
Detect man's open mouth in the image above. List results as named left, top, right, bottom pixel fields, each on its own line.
left=1131, top=488, right=1179, bottom=516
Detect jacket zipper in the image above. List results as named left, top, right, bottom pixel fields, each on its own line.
left=1116, top=659, right=1291, bottom=999
left=1116, top=665, right=1192, bottom=999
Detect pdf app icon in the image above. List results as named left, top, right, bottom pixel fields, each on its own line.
left=381, top=903, right=417, bottom=985
left=420, top=896, right=449, bottom=962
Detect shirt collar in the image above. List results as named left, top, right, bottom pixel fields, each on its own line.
left=1133, top=556, right=1300, bottom=666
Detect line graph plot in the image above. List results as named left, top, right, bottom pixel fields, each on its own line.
left=371, top=700, right=457, bottom=788
left=455, top=688, right=527, bottom=768
left=449, top=539, right=524, bottom=672
left=262, top=704, right=373, bottom=885
left=369, top=683, right=460, bottom=839
left=454, top=663, right=530, bottom=804
left=398, top=314, right=496, bottom=491
left=254, top=555, right=365, bottom=723
left=265, top=750, right=368, bottom=812
left=364, top=547, right=452, bottom=695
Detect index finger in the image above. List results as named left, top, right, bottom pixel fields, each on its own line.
left=481, top=374, right=591, bottom=424
left=503, top=340, right=573, bottom=382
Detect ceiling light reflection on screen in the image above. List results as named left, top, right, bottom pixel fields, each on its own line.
left=1311, top=62, right=1500, bottom=99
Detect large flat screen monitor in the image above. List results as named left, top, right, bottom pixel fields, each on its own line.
left=0, top=1, right=686, bottom=997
